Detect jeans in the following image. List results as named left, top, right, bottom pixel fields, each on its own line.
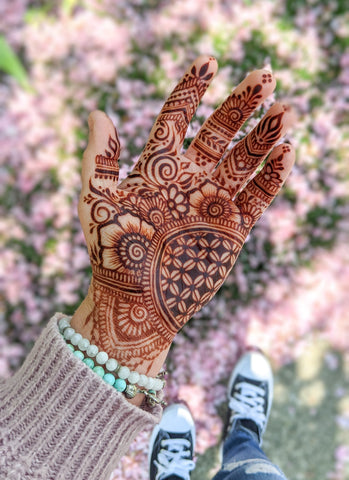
left=211, top=427, right=287, bottom=480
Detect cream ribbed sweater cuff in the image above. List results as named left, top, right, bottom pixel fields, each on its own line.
left=0, top=313, right=162, bottom=480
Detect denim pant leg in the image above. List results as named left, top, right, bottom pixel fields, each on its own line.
left=211, top=428, right=287, bottom=480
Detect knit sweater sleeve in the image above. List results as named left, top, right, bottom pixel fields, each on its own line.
left=0, top=313, right=162, bottom=480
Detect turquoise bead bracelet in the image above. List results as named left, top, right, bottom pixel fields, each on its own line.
left=58, top=317, right=166, bottom=406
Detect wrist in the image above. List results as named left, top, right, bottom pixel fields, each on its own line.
left=71, top=282, right=169, bottom=379
left=60, top=316, right=166, bottom=408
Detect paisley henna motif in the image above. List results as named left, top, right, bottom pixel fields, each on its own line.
left=213, top=104, right=290, bottom=197
left=75, top=57, right=295, bottom=373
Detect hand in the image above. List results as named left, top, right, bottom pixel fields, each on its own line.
left=71, top=55, right=295, bottom=378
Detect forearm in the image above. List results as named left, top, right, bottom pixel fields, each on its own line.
left=0, top=314, right=162, bottom=480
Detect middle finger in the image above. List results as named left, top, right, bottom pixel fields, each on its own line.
left=185, top=69, right=276, bottom=170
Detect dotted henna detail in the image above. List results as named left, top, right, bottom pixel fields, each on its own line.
left=81, top=59, right=292, bottom=370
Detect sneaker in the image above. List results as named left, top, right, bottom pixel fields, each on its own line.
left=224, top=350, right=273, bottom=446
left=149, top=403, right=196, bottom=480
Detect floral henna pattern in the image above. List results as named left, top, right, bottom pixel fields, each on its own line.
left=85, top=168, right=248, bottom=367
left=121, top=60, right=216, bottom=193
left=77, top=58, right=294, bottom=372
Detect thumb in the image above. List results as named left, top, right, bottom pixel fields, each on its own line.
left=81, top=110, right=121, bottom=192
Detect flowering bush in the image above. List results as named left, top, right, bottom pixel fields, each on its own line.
left=0, top=1, right=348, bottom=479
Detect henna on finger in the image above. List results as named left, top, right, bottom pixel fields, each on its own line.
left=213, top=103, right=296, bottom=197
left=72, top=58, right=296, bottom=376
left=119, top=56, right=217, bottom=192
left=235, top=143, right=295, bottom=228
left=185, top=70, right=276, bottom=169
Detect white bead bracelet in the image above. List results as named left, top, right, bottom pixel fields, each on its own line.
left=58, top=317, right=166, bottom=406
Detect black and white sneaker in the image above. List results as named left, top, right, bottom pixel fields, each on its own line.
left=149, top=403, right=196, bottom=480
left=224, top=350, right=273, bottom=446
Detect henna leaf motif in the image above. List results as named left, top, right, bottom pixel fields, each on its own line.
left=77, top=58, right=295, bottom=371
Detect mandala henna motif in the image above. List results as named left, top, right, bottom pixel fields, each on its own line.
left=85, top=172, right=248, bottom=367
left=75, top=58, right=294, bottom=374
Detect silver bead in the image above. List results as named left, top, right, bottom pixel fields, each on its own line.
left=125, top=384, right=138, bottom=399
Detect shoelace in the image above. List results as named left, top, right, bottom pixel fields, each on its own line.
left=229, top=381, right=267, bottom=431
left=154, top=437, right=195, bottom=480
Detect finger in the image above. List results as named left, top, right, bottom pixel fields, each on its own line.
left=132, top=55, right=218, bottom=172
left=213, top=103, right=296, bottom=197
left=236, top=143, right=295, bottom=229
left=81, top=110, right=120, bottom=194
left=79, top=110, right=120, bottom=234
left=185, top=69, right=276, bottom=170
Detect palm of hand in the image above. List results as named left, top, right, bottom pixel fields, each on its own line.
left=77, top=56, right=295, bottom=372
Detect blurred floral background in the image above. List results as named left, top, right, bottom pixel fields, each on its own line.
left=0, top=0, right=348, bottom=479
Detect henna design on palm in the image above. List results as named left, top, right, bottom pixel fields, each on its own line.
left=75, top=56, right=295, bottom=373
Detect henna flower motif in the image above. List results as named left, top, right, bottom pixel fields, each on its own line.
left=162, top=243, right=185, bottom=267
left=137, top=193, right=173, bottom=228
left=257, top=162, right=283, bottom=194
left=189, top=181, right=241, bottom=221
left=118, top=301, right=153, bottom=338
left=219, top=93, right=245, bottom=123
left=160, top=184, right=190, bottom=219
left=99, top=214, right=154, bottom=274
left=241, top=204, right=263, bottom=228
left=236, top=191, right=263, bottom=228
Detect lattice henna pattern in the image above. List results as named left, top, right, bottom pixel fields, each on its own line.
left=76, top=57, right=295, bottom=372
left=85, top=175, right=248, bottom=367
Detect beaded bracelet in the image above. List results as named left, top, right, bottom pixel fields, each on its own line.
left=58, top=317, right=166, bottom=406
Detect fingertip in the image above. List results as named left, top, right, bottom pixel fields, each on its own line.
left=88, top=110, right=114, bottom=133
left=275, top=102, right=297, bottom=126
left=245, top=69, right=276, bottom=96
left=190, top=55, right=218, bottom=80
left=85, top=110, right=116, bottom=153
left=282, top=143, right=296, bottom=168
left=267, top=143, right=296, bottom=182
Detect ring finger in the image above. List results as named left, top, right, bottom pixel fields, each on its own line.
left=212, top=103, right=296, bottom=197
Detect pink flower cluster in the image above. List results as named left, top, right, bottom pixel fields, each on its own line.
left=0, top=1, right=348, bottom=479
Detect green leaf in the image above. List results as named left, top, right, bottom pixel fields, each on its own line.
left=62, top=0, right=80, bottom=16
left=0, top=35, right=30, bottom=89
